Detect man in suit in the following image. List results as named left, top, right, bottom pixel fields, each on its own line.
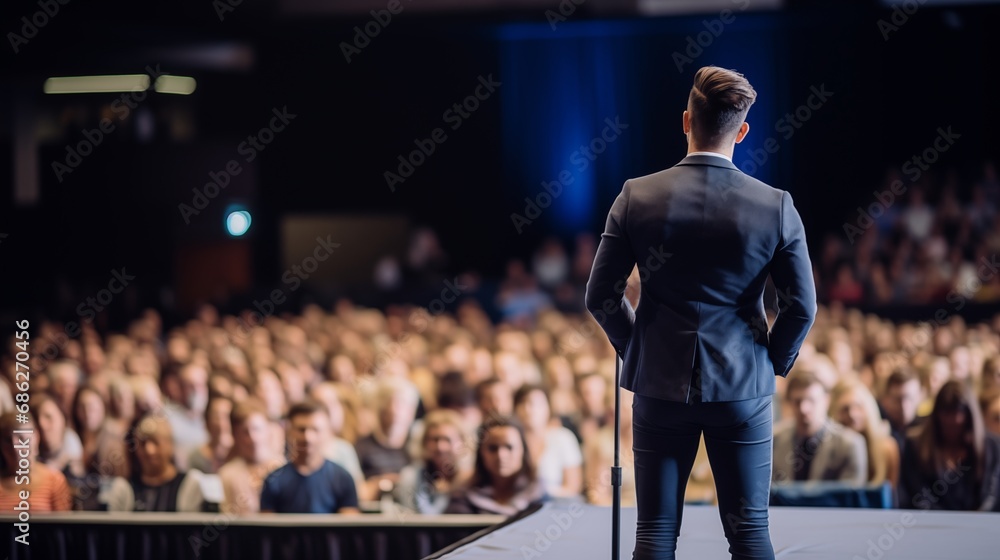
left=586, top=66, right=817, bottom=560
left=772, top=370, right=867, bottom=485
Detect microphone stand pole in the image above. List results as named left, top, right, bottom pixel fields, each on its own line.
left=611, top=353, right=622, bottom=560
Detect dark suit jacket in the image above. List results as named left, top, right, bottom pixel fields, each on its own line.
left=585, top=154, right=817, bottom=403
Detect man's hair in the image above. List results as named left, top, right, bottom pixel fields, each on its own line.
left=286, top=399, right=327, bottom=423
left=230, top=397, right=269, bottom=429
left=688, top=66, right=757, bottom=148
left=785, top=369, right=826, bottom=398
left=885, top=366, right=919, bottom=391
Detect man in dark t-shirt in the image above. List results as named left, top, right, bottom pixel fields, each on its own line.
left=260, top=401, right=360, bottom=514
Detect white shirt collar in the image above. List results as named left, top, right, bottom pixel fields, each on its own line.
left=687, top=151, right=733, bottom=162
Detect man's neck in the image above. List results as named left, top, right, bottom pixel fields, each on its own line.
left=687, top=144, right=734, bottom=160
left=293, top=455, right=325, bottom=475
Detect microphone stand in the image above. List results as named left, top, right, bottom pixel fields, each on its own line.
left=611, top=353, right=622, bottom=560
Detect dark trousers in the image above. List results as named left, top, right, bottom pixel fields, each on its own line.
left=631, top=393, right=775, bottom=560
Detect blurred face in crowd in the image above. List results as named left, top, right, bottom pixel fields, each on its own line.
left=206, top=398, right=233, bottom=446
left=75, top=388, right=107, bottom=434
left=380, top=391, right=417, bottom=437
left=480, top=426, right=524, bottom=482
left=950, top=347, right=971, bottom=381
left=479, top=382, right=513, bottom=420
left=288, top=411, right=330, bottom=466
left=788, top=382, right=829, bottom=436
left=935, top=404, right=969, bottom=445
left=927, top=358, right=951, bottom=397
left=310, top=384, right=345, bottom=436
left=984, top=396, right=1000, bottom=435
left=235, top=412, right=272, bottom=464
left=179, top=364, right=209, bottom=414
left=832, top=388, right=867, bottom=433
left=883, top=378, right=923, bottom=429
left=37, top=399, right=67, bottom=455
left=49, top=362, right=81, bottom=413
left=578, top=375, right=607, bottom=417
left=255, top=370, right=286, bottom=420
left=135, top=417, right=175, bottom=477
left=424, top=423, right=466, bottom=472
left=515, top=389, right=551, bottom=432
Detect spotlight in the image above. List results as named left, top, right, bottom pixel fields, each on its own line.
left=226, top=210, right=252, bottom=237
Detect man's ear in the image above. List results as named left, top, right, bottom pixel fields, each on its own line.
left=682, top=111, right=691, bottom=134
left=734, top=121, right=750, bottom=144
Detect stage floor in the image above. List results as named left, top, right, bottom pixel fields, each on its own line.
left=430, top=501, right=1000, bottom=559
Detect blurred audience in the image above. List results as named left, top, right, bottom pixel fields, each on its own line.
left=772, top=371, right=868, bottom=485
left=898, top=381, right=1000, bottom=511
left=444, top=416, right=547, bottom=515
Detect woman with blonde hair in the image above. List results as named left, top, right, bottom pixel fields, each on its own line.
left=393, top=409, right=474, bottom=513
left=829, top=378, right=900, bottom=488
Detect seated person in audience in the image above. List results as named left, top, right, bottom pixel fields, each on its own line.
left=163, top=363, right=210, bottom=471
left=260, top=400, right=359, bottom=514
left=104, top=413, right=206, bottom=512
left=219, top=399, right=285, bottom=515
left=187, top=396, right=233, bottom=474
left=773, top=370, right=868, bottom=485
left=513, top=384, right=582, bottom=498
left=918, top=357, right=951, bottom=417
left=830, top=379, right=900, bottom=488
left=355, top=378, right=419, bottom=501
left=394, top=409, right=473, bottom=514
left=35, top=393, right=84, bottom=478
left=980, top=389, right=1000, bottom=435
left=879, top=367, right=926, bottom=453
left=309, top=382, right=365, bottom=490
left=583, top=390, right=637, bottom=506
left=0, top=411, right=73, bottom=511
left=899, top=381, right=1000, bottom=511
left=574, top=372, right=609, bottom=443
left=475, top=377, right=513, bottom=423
left=445, top=416, right=547, bottom=515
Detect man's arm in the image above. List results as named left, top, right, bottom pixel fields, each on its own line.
left=585, top=181, right=637, bottom=357
left=768, top=191, right=818, bottom=377
left=259, top=473, right=277, bottom=513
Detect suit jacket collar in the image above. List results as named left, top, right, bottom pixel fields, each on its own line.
left=675, top=154, right=740, bottom=172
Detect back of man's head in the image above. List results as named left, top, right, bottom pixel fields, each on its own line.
left=688, top=66, right=757, bottom=148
